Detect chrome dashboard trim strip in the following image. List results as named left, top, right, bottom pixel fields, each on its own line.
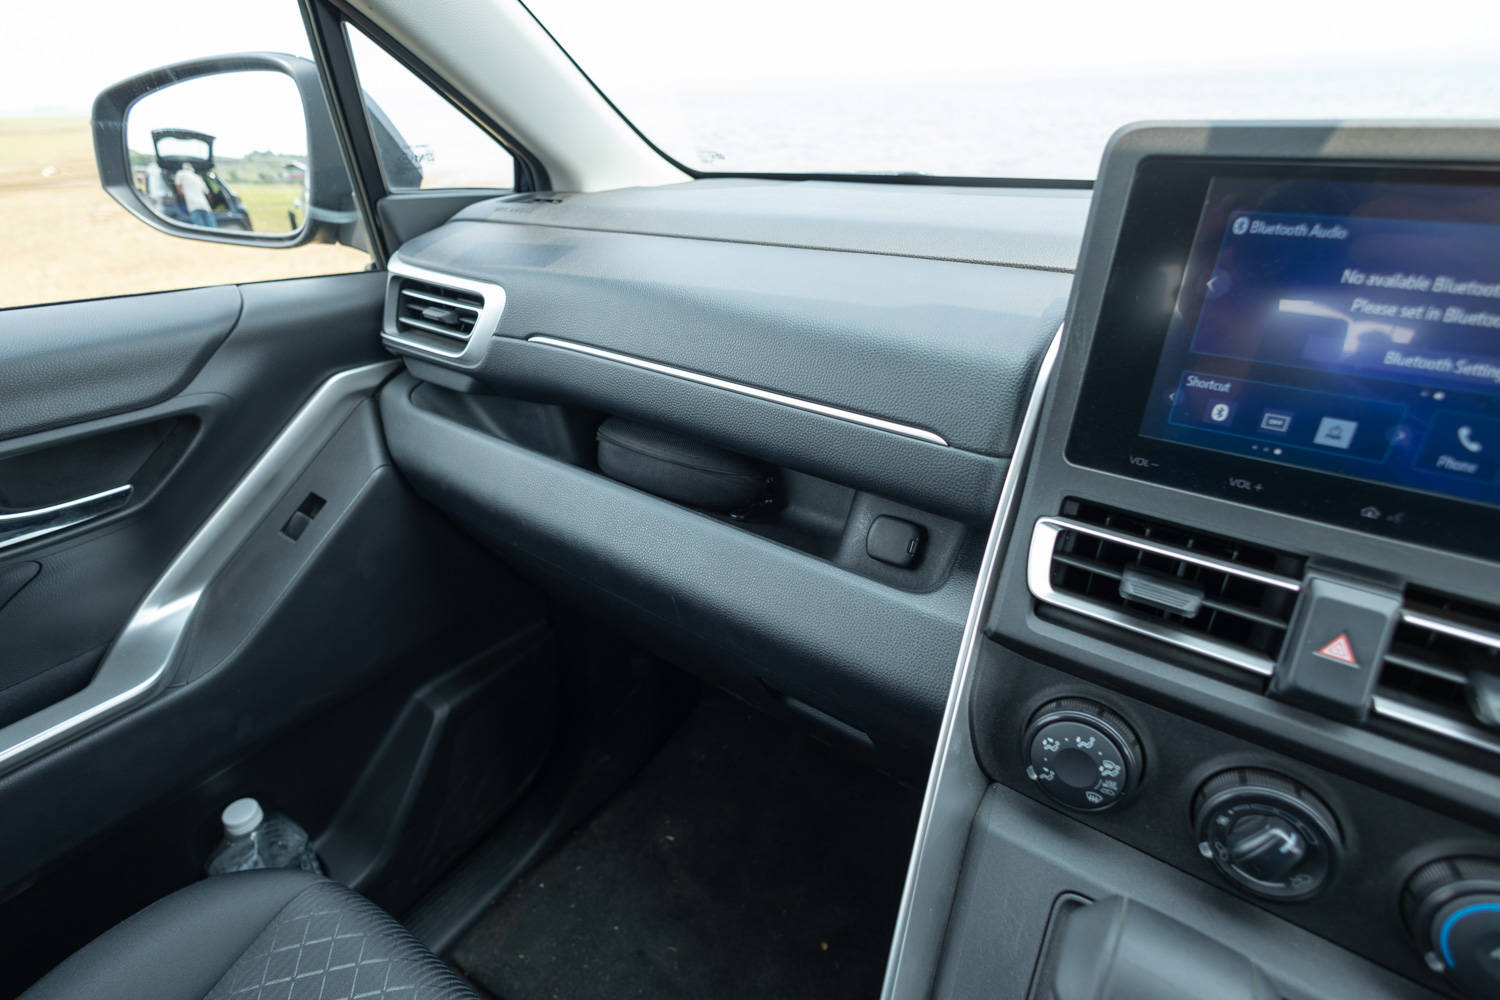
left=1400, top=608, right=1500, bottom=653
left=1372, top=696, right=1500, bottom=756
left=0, top=361, right=399, bottom=777
left=383, top=256, right=508, bottom=367
left=881, top=325, right=1060, bottom=1000
left=526, top=335, right=951, bottom=447
left=1033, top=516, right=1303, bottom=592
left=1026, top=519, right=1282, bottom=678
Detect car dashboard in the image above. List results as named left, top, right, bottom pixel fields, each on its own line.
left=372, top=126, right=1498, bottom=1000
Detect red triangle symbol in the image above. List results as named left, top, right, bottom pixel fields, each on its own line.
left=1315, top=633, right=1358, bottom=666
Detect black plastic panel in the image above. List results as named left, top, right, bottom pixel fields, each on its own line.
left=476, top=337, right=1007, bottom=524
left=379, top=374, right=973, bottom=760
left=390, top=218, right=1069, bottom=458
left=0, top=285, right=240, bottom=443
left=970, top=642, right=1494, bottom=992
left=935, top=784, right=1439, bottom=1000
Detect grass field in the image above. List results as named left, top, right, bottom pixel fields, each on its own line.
left=0, top=117, right=368, bottom=310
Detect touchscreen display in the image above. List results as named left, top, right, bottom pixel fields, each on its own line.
left=1140, top=177, right=1500, bottom=511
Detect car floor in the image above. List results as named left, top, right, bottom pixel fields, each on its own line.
left=446, top=689, right=923, bottom=1000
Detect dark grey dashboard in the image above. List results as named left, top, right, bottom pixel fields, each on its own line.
left=376, top=180, right=1078, bottom=771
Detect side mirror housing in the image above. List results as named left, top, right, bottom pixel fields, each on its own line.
left=92, top=52, right=362, bottom=248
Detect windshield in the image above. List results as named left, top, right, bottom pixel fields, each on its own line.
left=524, top=0, right=1500, bottom=181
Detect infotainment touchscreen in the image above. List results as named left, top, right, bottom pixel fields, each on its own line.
left=1068, top=159, right=1500, bottom=556
left=1141, top=176, right=1500, bottom=510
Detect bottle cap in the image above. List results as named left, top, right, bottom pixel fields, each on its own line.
left=221, top=797, right=264, bottom=837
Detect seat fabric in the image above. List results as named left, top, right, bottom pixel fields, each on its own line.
left=20, top=869, right=476, bottom=1000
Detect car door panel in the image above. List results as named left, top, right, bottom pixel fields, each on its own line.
left=0, top=274, right=389, bottom=738
left=0, top=286, right=241, bottom=441
left=0, top=268, right=555, bottom=898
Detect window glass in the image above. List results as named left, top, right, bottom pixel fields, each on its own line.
left=0, top=1, right=369, bottom=311
left=523, top=0, right=1500, bottom=181
left=347, top=25, right=515, bottom=190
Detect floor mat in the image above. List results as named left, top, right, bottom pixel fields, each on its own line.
left=448, top=691, right=923, bottom=1000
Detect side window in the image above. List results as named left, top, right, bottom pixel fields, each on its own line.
left=0, top=3, right=370, bottom=311
left=345, top=26, right=516, bottom=191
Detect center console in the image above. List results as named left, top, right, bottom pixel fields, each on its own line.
left=885, top=124, right=1500, bottom=1000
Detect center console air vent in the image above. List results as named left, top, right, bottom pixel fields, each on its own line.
left=382, top=258, right=506, bottom=367
left=1374, top=587, right=1500, bottom=751
left=1028, top=500, right=1305, bottom=677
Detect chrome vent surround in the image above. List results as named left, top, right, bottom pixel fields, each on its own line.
left=1028, top=500, right=1305, bottom=677
left=382, top=257, right=506, bottom=366
left=1372, top=588, right=1500, bottom=753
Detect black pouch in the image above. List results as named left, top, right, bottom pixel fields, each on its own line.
left=596, top=417, right=773, bottom=514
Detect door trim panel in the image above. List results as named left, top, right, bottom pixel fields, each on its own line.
left=0, top=361, right=398, bottom=776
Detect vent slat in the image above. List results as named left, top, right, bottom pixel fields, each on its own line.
left=399, top=288, right=482, bottom=314
left=1043, top=500, right=1304, bottom=670
left=387, top=276, right=486, bottom=352
left=397, top=315, right=472, bottom=341
left=1377, top=586, right=1500, bottom=739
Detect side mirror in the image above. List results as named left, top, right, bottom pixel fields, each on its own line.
left=92, top=53, right=361, bottom=248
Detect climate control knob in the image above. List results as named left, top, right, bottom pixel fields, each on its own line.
left=1403, top=857, right=1500, bottom=998
left=1192, top=769, right=1341, bottom=901
left=1022, top=698, right=1143, bottom=811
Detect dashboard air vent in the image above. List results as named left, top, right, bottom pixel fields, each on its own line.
left=395, top=278, right=483, bottom=346
left=1029, top=500, right=1305, bottom=677
left=381, top=261, right=505, bottom=366
left=1374, top=587, right=1500, bottom=747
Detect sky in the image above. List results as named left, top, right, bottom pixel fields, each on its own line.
left=522, top=0, right=1500, bottom=88
left=9, top=0, right=1499, bottom=117
left=6, top=0, right=1499, bottom=179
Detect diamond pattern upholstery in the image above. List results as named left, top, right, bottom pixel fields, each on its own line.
left=202, top=881, right=474, bottom=1000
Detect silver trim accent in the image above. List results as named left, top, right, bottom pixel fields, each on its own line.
left=0, top=484, right=132, bottom=553
left=1372, top=696, right=1500, bottom=755
left=1400, top=608, right=1500, bottom=653
left=383, top=256, right=507, bottom=367
left=526, top=335, right=950, bottom=447
left=1035, top=517, right=1302, bottom=593
left=0, top=361, right=398, bottom=777
left=881, top=326, right=1060, bottom=1000
left=1024, top=516, right=1304, bottom=679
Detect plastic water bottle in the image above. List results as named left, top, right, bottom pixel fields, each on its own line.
left=205, top=797, right=325, bottom=877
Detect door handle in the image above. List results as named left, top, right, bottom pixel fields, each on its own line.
left=0, top=484, right=133, bottom=552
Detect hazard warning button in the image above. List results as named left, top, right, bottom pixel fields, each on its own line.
left=1270, top=576, right=1400, bottom=722
left=1314, top=633, right=1358, bottom=667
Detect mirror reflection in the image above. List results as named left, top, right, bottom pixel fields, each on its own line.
left=126, top=71, right=307, bottom=235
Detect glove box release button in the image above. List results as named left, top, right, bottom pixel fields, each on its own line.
left=867, top=515, right=925, bottom=568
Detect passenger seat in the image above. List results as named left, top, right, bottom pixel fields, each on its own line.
left=20, top=870, right=474, bottom=1000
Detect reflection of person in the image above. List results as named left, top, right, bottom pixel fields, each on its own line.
left=174, top=164, right=216, bottom=228
left=145, top=163, right=170, bottom=215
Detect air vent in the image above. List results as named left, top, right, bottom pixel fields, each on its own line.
left=1373, top=587, right=1500, bottom=750
left=396, top=278, right=481, bottom=344
left=382, top=260, right=505, bottom=365
left=1028, top=499, right=1305, bottom=676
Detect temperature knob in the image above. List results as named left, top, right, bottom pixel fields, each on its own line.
left=1402, top=857, right=1500, bottom=998
left=1022, top=698, right=1143, bottom=811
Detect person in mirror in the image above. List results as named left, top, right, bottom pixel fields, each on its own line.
left=174, top=163, right=217, bottom=228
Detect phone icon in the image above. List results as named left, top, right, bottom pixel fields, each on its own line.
left=1458, top=425, right=1484, bottom=454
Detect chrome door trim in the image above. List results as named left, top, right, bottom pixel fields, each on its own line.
left=0, top=361, right=398, bottom=776
left=881, top=325, right=1062, bottom=999
left=526, top=335, right=951, bottom=446
left=0, top=484, right=133, bottom=553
